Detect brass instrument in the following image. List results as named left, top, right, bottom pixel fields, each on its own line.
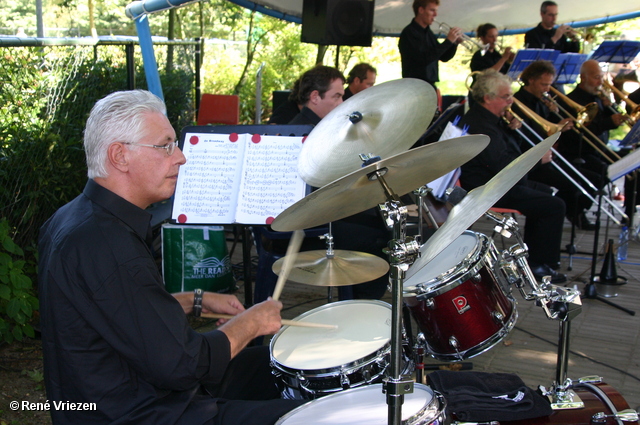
left=545, top=87, right=621, bottom=163
left=602, top=79, right=639, bottom=127
left=505, top=106, right=627, bottom=225
left=435, top=21, right=488, bottom=54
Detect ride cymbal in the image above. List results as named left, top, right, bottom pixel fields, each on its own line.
left=298, top=78, right=437, bottom=188
left=272, top=135, right=490, bottom=232
left=272, top=250, right=389, bottom=287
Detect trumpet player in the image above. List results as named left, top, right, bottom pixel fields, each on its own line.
left=459, top=69, right=567, bottom=283
left=470, top=23, right=515, bottom=76
left=514, top=60, right=601, bottom=230
left=398, top=0, right=461, bottom=89
left=524, top=1, right=580, bottom=53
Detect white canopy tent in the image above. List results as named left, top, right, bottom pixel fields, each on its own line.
left=227, top=0, right=640, bottom=36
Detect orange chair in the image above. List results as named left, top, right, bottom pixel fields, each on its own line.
left=197, top=94, right=240, bottom=126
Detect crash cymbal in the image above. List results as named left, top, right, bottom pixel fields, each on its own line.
left=272, top=250, right=389, bottom=287
left=404, top=132, right=560, bottom=285
left=298, top=79, right=437, bottom=188
left=272, top=135, right=490, bottom=232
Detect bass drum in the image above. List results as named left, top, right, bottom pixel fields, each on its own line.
left=498, top=382, right=639, bottom=425
left=276, top=383, right=446, bottom=425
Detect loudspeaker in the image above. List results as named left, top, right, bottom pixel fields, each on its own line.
left=301, top=0, right=375, bottom=47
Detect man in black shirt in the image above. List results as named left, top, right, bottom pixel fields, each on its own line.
left=288, top=65, right=345, bottom=126
left=38, top=90, right=303, bottom=425
left=343, top=63, right=377, bottom=100
left=460, top=70, right=567, bottom=282
left=524, top=1, right=580, bottom=53
left=398, top=0, right=461, bottom=88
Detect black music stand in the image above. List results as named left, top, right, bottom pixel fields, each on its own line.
left=554, top=53, right=587, bottom=85
left=175, top=124, right=314, bottom=306
left=507, top=49, right=560, bottom=80
left=584, top=149, right=640, bottom=316
left=590, top=40, right=640, bottom=64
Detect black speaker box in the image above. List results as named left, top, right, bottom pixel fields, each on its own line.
left=301, top=0, right=375, bottom=47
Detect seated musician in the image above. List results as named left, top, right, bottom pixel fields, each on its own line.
left=38, top=90, right=305, bottom=425
left=459, top=69, right=567, bottom=282
left=514, top=60, right=600, bottom=230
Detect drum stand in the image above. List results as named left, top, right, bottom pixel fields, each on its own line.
left=489, top=211, right=599, bottom=410
left=360, top=155, right=420, bottom=425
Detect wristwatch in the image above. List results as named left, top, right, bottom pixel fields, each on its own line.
left=193, top=288, right=203, bottom=317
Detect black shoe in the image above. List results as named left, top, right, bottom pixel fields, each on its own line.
left=529, top=263, right=567, bottom=284
left=569, top=212, right=597, bottom=231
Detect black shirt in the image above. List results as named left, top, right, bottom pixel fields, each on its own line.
left=459, top=103, right=530, bottom=191
left=514, top=87, right=561, bottom=141
left=268, top=100, right=301, bottom=125
left=524, top=23, right=580, bottom=52
left=343, top=87, right=354, bottom=101
left=470, top=49, right=510, bottom=74
left=38, top=180, right=231, bottom=425
left=398, top=19, right=457, bottom=86
left=288, top=106, right=322, bottom=126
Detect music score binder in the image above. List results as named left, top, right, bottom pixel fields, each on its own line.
left=507, top=49, right=559, bottom=80
left=554, top=53, right=587, bottom=84
left=172, top=131, right=309, bottom=225
left=590, top=40, right=640, bottom=64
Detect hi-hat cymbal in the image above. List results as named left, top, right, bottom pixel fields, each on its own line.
left=298, top=79, right=437, bottom=188
left=272, top=135, right=490, bottom=232
left=272, top=250, right=389, bottom=287
left=404, top=132, right=561, bottom=285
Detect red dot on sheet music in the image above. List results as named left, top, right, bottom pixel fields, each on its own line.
left=302, top=136, right=307, bottom=143
left=189, top=136, right=199, bottom=145
left=251, top=134, right=261, bottom=144
left=265, top=217, right=275, bottom=225
left=178, top=214, right=187, bottom=223
left=229, top=133, right=239, bottom=142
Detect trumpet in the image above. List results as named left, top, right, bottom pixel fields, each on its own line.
left=434, top=21, right=488, bottom=55
left=506, top=105, right=627, bottom=225
left=602, top=79, right=639, bottom=127
left=545, top=86, right=622, bottom=164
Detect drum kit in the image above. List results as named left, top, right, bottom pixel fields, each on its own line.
left=265, top=79, right=639, bottom=425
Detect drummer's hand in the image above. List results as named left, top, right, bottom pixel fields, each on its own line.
left=202, top=293, right=245, bottom=324
left=244, top=298, right=283, bottom=336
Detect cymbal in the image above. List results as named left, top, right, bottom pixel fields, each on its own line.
left=404, top=132, right=561, bottom=285
left=272, top=135, right=490, bottom=232
left=272, top=250, right=389, bottom=287
left=298, top=79, right=437, bottom=188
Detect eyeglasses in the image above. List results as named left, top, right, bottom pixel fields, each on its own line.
left=497, top=93, right=514, bottom=101
left=124, top=140, right=179, bottom=156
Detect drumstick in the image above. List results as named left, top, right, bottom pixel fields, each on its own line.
left=271, top=229, right=304, bottom=301
left=201, top=313, right=337, bottom=329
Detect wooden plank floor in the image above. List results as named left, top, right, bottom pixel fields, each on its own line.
left=220, top=202, right=640, bottom=412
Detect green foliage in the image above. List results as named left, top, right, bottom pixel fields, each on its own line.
left=0, top=219, right=39, bottom=344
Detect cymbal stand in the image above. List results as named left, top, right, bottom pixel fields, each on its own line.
left=413, top=185, right=440, bottom=242
left=364, top=157, right=420, bottom=425
left=318, top=223, right=335, bottom=302
left=488, top=211, right=587, bottom=409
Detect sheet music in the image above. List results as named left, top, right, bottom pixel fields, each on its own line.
left=172, top=133, right=307, bottom=225
left=608, top=148, right=640, bottom=182
left=425, top=122, right=464, bottom=200
left=172, top=133, right=246, bottom=224
left=235, top=135, right=307, bottom=224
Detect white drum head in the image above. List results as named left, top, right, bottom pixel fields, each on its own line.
left=403, top=231, right=479, bottom=294
left=276, top=383, right=435, bottom=425
left=271, top=300, right=391, bottom=370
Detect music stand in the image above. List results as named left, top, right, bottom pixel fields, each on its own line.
left=175, top=124, right=314, bottom=306
left=507, top=49, right=560, bottom=80
left=589, top=40, right=640, bottom=64
left=554, top=53, right=588, bottom=85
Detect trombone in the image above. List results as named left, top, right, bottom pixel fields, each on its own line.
left=435, top=21, right=488, bottom=55
left=602, top=79, right=640, bottom=128
left=545, top=86, right=622, bottom=164
left=508, top=100, right=627, bottom=225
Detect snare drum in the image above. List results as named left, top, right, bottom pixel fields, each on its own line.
left=270, top=300, right=405, bottom=399
left=276, top=383, right=446, bottom=425
left=403, top=231, right=517, bottom=361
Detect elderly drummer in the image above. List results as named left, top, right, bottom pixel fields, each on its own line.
left=38, top=90, right=305, bottom=425
left=459, top=70, right=567, bottom=283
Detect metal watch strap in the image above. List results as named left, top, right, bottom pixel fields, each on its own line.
left=193, top=288, right=203, bottom=317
